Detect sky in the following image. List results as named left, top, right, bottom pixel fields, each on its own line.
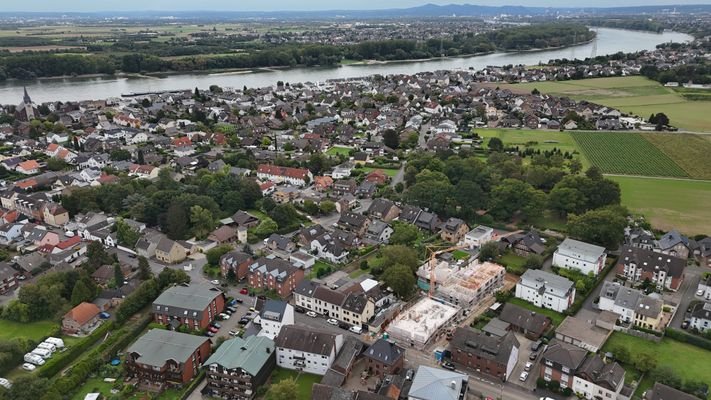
left=6, top=0, right=710, bottom=12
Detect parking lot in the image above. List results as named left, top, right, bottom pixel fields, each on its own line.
left=509, top=333, right=542, bottom=390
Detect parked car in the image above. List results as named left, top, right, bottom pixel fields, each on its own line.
left=208, top=326, right=219, bottom=333
left=295, top=306, right=305, bottom=313
left=441, top=361, right=456, bottom=371
left=0, top=378, right=11, bottom=389
left=226, top=306, right=237, bottom=313
left=210, top=280, right=220, bottom=285
left=249, top=307, right=256, bottom=312
left=21, top=363, right=36, bottom=372
left=227, top=299, right=237, bottom=306
left=529, top=352, right=538, bottom=361
left=349, top=325, right=363, bottom=334
left=99, top=312, right=111, bottom=319
left=223, top=309, right=233, bottom=315
left=240, top=288, right=249, bottom=295
left=211, top=322, right=222, bottom=329
left=524, top=361, right=533, bottom=372
left=697, top=289, right=705, bottom=296
left=306, top=311, right=318, bottom=318
left=682, top=320, right=690, bottom=329
left=405, top=369, right=414, bottom=381
left=228, top=330, right=238, bottom=336
left=338, top=322, right=350, bottom=330
left=530, top=340, right=543, bottom=351
left=234, top=298, right=244, bottom=304
left=205, top=331, right=215, bottom=337
left=218, top=313, right=230, bottom=320
left=519, top=371, right=529, bottom=381
left=327, top=318, right=339, bottom=326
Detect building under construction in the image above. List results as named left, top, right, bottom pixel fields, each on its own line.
left=386, top=297, right=460, bottom=349
left=436, top=261, right=505, bottom=307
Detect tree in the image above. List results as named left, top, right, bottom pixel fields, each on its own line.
left=524, top=255, right=543, bottom=270
left=137, top=149, right=145, bottom=165
left=206, top=245, right=233, bottom=266
left=319, top=200, right=336, bottom=214
left=190, top=205, right=216, bottom=240
left=110, top=149, right=132, bottom=161
left=383, top=129, right=400, bottom=149
left=548, top=186, right=587, bottom=217
left=380, top=245, right=419, bottom=272
left=116, top=219, right=140, bottom=247
left=634, top=352, right=657, bottom=373
left=609, top=345, right=631, bottom=364
left=254, top=217, right=278, bottom=238
left=568, top=159, right=583, bottom=175
left=269, top=204, right=301, bottom=229
left=649, top=365, right=682, bottom=389
left=157, top=268, right=190, bottom=290
left=488, top=137, right=504, bottom=152
left=86, top=241, right=113, bottom=271
left=265, top=378, right=298, bottom=400
left=113, top=264, right=124, bottom=288
left=70, top=280, right=93, bottom=306
left=165, top=203, right=189, bottom=240
left=390, top=222, right=419, bottom=246
left=382, top=264, right=415, bottom=299
left=479, top=242, right=500, bottom=261
left=138, top=256, right=152, bottom=280
left=585, top=166, right=603, bottom=181
left=567, top=207, right=627, bottom=249
left=302, top=200, right=320, bottom=216
left=531, top=88, right=540, bottom=95
left=46, top=157, right=68, bottom=171
left=489, top=179, right=546, bottom=221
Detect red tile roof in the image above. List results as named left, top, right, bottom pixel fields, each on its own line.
left=64, top=302, right=100, bottom=326
left=257, top=164, right=309, bottom=180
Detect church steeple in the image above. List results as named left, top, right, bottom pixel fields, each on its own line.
left=23, top=86, right=32, bottom=104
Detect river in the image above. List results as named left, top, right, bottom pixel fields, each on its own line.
left=0, top=28, right=693, bottom=104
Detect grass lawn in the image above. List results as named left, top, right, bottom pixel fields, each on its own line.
left=349, top=268, right=369, bottom=278
left=325, top=145, right=353, bottom=156
left=361, top=167, right=400, bottom=177
left=498, top=253, right=526, bottom=269
left=245, top=209, right=268, bottom=221
left=529, top=211, right=568, bottom=232
left=508, top=76, right=711, bottom=132
left=70, top=378, right=118, bottom=400
left=0, top=319, right=57, bottom=341
left=610, top=175, right=711, bottom=236
left=643, top=133, right=711, bottom=180
left=270, top=368, right=321, bottom=400
left=602, top=332, right=711, bottom=397
left=475, top=128, right=589, bottom=167
left=507, top=298, right=565, bottom=327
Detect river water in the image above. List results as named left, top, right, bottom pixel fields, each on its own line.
left=0, top=28, right=693, bottom=104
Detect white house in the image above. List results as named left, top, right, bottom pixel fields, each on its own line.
left=689, top=302, right=711, bottom=332
left=461, top=225, right=494, bottom=249
left=274, top=325, right=343, bottom=375
left=553, top=238, right=607, bottom=276
left=515, top=269, right=576, bottom=313
left=571, top=355, right=626, bottom=400
left=257, top=300, right=294, bottom=340
left=294, top=280, right=375, bottom=327
left=256, top=164, right=313, bottom=187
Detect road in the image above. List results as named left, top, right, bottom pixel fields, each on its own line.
left=109, top=247, right=210, bottom=285
left=669, top=264, right=704, bottom=329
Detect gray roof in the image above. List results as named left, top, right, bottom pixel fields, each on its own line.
left=542, top=340, right=588, bottom=370
left=153, top=284, right=223, bottom=320
left=577, top=354, right=625, bottom=391
left=363, top=338, right=404, bottom=366
left=248, top=257, right=299, bottom=283
left=619, top=245, right=685, bottom=279
left=156, top=236, right=177, bottom=253
left=519, top=269, right=574, bottom=299
left=449, top=328, right=519, bottom=367
left=260, top=299, right=289, bottom=322
left=274, top=325, right=339, bottom=356
left=409, top=366, right=468, bottom=400
left=645, top=382, right=699, bottom=400
left=203, top=335, right=274, bottom=376
left=127, top=329, right=209, bottom=368
left=656, top=230, right=690, bottom=251
left=556, top=238, right=606, bottom=263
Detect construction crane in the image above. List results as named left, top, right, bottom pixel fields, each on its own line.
left=424, top=244, right=468, bottom=298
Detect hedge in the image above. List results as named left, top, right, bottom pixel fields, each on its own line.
left=39, top=321, right=115, bottom=378
left=665, top=328, right=711, bottom=351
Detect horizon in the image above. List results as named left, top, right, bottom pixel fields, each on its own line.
left=4, top=1, right=711, bottom=13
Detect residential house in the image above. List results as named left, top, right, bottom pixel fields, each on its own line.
left=461, top=225, right=495, bottom=249
left=337, top=212, right=370, bottom=237
left=573, top=354, right=626, bottom=400
left=408, top=366, right=468, bottom=400
left=644, top=382, right=699, bottom=400
left=448, top=328, right=520, bottom=382
left=540, top=340, right=588, bottom=391
left=689, top=302, right=711, bottom=332
left=207, top=225, right=238, bottom=245
left=616, top=245, right=685, bottom=291
left=274, top=325, right=343, bottom=375
left=266, top=233, right=296, bottom=253
left=62, top=302, right=101, bottom=335
left=0, top=262, right=19, bottom=294
left=219, top=251, right=253, bottom=280
left=231, top=211, right=260, bottom=228
left=498, top=303, right=552, bottom=340
left=440, top=218, right=469, bottom=244
left=502, top=231, right=546, bottom=257
left=515, top=269, right=576, bottom=313
left=333, top=179, right=357, bottom=196
left=42, top=203, right=69, bottom=227
left=365, top=220, right=393, bottom=244
left=91, top=264, right=131, bottom=286
left=656, top=230, right=692, bottom=259
left=598, top=281, right=665, bottom=331
left=155, top=237, right=187, bottom=264
left=153, top=283, right=225, bottom=330
left=366, top=199, right=400, bottom=222
left=553, top=238, right=607, bottom=276
left=248, top=257, right=304, bottom=298
left=554, top=316, right=612, bottom=353
left=204, top=336, right=276, bottom=400
left=258, top=300, right=295, bottom=340
left=126, top=329, right=211, bottom=392
left=16, top=160, right=40, bottom=175
left=257, top=164, right=313, bottom=186
left=362, top=339, right=405, bottom=379
left=294, top=280, right=375, bottom=327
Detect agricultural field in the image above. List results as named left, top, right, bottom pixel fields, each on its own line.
left=476, top=128, right=589, bottom=167
left=611, top=176, right=711, bottom=235
left=509, top=76, right=711, bottom=132
left=643, top=133, right=711, bottom=180
left=571, top=131, right=688, bottom=177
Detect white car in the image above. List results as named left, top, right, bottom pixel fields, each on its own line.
left=524, top=361, right=533, bottom=371
left=697, top=289, right=705, bottom=296
left=22, top=363, right=36, bottom=372
left=219, top=313, right=230, bottom=320
left=327, top=318, right=339, bottom=326
left=306, top=311, right=318, bottom=318
left=0, top=378, right=11, bottom=389
left=210, top=279, right=220, bottom=285
left=519, top=371, right=529, bottom=381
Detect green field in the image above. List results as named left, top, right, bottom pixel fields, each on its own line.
left=611, top=175, right=711, bottom=236
left=571, top=131, right=688, bottom=177
left=325, top=146, right=353, bottom=156
left=0, top=319, right=57, bottom=341
left=602, top=332, right=711, bottom=398
left=476, top=128, right=589, bottom=166
left=509, top=76, right=711, bottom=132
left=643, top=133, right=711, bottom=180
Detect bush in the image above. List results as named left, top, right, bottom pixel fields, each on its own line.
left=665, top=328, right=711, bottom=351
left=536, top=377, right=547, bottom=389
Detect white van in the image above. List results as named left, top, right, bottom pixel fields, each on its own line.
left=37, top=342, right=56, bottom=352
left=24, top=353, right=46, bottom=365
left=349, top=325, right=363, bottom=334
left=45, top=337, right=65, bottom=349
left=31, top=348, right=52, bottom=359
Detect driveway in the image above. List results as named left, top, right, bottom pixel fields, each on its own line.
left=669, top=264, right=704, bottom=329
left=509, top=334, right=540, bottom=391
